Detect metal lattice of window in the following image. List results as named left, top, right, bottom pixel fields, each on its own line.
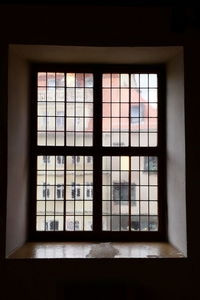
left=102, top=73, right=158, bottom=147
left=102, top=156, right=158, bottom=231
left=33, top=68, right=165, bottom=240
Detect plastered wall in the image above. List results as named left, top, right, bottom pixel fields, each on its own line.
left=167, top=51, right=187, bottom=256
left=6, top=51, right=30, bottom=255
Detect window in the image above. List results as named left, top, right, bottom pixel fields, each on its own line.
left=66, top=220, right=80, bottom=231
left=144, top=156, right=157, bottom=171
left=45, top=220, right=59, bottom=231
left=131, top=103, right=144, bottom=124
left=113, top=182, right=136, bottom=205
left=43, top=155, right=50, bottom=163
left=33, top=67, right=165, bottom=240
left=72, top=156, right=80, bottom=164
left=56, top=111, right=64, bottom=130
left=42, top=183, right=50, bottom=198
left=57, top=184, right=64, bottom=199
left=57, top=155, right=64, bottom=164
left=85, top=183, right=93, bottom=199
left=71, top=183, right=81, bottom=199
left=87, top=156, right=92, bottom=163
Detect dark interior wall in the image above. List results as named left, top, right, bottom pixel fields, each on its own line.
left=0, top=4, right=183, bottom=46
left=184, top=39, right=200, bottom=262
left=6, top=50, right=29, bottom=255
left=0, top=44, right=8, bottom=258
left=0, top=3, right=200, bottom=300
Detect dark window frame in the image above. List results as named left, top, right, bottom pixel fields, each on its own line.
left=29, top=64, right=166, bottom=242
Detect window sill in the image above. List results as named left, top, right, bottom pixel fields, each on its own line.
left=7, top=242, right=185, bottom=259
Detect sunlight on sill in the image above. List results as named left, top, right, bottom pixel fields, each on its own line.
left=7, top=242, right=185, bottom=259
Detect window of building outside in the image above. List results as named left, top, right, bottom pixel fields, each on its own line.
left=32, top=67, right=165, bottom=240
left=57, top=155, right=64, bottom=164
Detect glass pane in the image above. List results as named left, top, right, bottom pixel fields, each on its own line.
left=149, top=89, right=158, bottom=102
left=37, top=201, right=45, bottom=215
left=121, top=216, right=129, bottom=231
left=149, top=201, right=158, bottom=215
left=84, top=216, right=93, bottom=231
left=56, top=73, right=65, bottom=86
left=36, top=216, right=45, bottom=231
left=85, top=88, right=93, bottom=102
left=140, top=216, right=148, bottom=231
left=37, top=72, right=93, bottom=147
left=131, top=216, right=139, bottom=231
left=149, top=74, right=157, bottom=88
left=85, top=201, right=93, bottom=215
left=149, top=216, right=158, bottom=231
left=103, top=216, right=111, bottom=231
left=66, top=201, right=74, bottom=214
left=65, top=156, right=93, bottom=231
left=85, top=74, right=93, bottom=87
left=38, top=73, right=46, bottom=86
left=47, top=87, right=55, bottom=101
left=56, top=88, right=64, bottom=101
left=66, top=216, right=75, bottom=231
left=55, top=216, right=64, bottom=231
left=112, top=216, right=120, bottom=231
left=47, top=73, right=55, bottom=86
left=103, top=201, right=111, bottom=214
left=102, top=73, right=158, bottom=147
left=66, top=73, right=75, bottom=87
left=36, top=155, right=93, bottom=232
left=103, top=74, right=111, bottom=88
left=102, top=156, right=158, bottom=232
left=140, top=74, right=148, bottom=87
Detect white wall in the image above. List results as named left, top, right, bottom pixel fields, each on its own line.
left=6, top=50, right=30, bottom=255
left=167, top=50, right=187, bottom=256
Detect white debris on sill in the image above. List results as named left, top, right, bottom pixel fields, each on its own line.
left=86, top=242, right=120, bottom=258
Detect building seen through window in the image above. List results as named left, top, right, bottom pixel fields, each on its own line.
left=34, top=70, right=163, bottom=236
left=57, top=156, right=64, bottom=164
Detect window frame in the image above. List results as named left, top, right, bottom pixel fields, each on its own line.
left=29, top=64, right=166, bottom=242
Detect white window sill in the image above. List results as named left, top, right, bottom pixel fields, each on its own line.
left=7, top=242, right=185, bottom=259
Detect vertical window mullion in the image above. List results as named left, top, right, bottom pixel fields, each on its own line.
left=54, top=156, right=56, bottom=231
left=45, top=73, right=47, bottom=146
left=128, top=74, right=131, bottom=230
left=129, top=156, right=131, bottom=231
left=44, top=156, right=47, bottom=230
left=147, top=75, right=150, bottom=230
left=63, top=73, right=67, bottom=231
left=74, top=156, right=76, bottom=231
left=157, top=70, right=165, bottom=234
left=93, top=72, right=102, bottom=233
